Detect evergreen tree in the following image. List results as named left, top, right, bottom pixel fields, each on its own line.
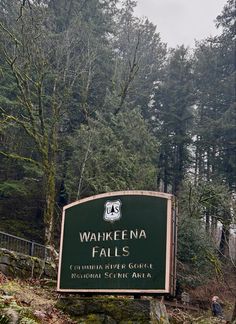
left=65, top=109, right=158, bottom=200
left=193, top=0, right=235, bottom=190
left=152, top=46, right=194, bottom=195
left=0, top=0, right=120, bottom=244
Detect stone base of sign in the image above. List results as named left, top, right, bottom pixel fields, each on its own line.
left=56, top=296, right=169, bottom=323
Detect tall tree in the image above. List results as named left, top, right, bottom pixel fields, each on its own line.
left=106, top=0, right=166, bottom=116
left=192, top=0, right=235, bottom=261
left=65, top=109, right=158, bottom=200
left=151, top=46, right=194, bottom=195
left=0, top=0, right=110, bottom=245
left=193, top=0, right=235, bottom=190
left=0, top=2, right=61, bottom=245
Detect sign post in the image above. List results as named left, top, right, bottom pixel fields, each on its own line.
left=57, top=191, right=176, bottom=295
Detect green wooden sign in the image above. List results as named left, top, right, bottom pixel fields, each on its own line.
left=57, top=191, right=176, bottom=294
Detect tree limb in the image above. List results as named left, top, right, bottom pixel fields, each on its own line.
left=0, top=150, right=42, bottom=167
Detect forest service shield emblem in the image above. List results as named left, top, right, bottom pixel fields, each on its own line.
left=103, top=200, right=122, bottom=222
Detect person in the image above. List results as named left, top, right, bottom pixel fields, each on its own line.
left=211, top=296, right=224, bottom=319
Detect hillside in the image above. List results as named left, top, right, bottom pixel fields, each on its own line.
left=1, top=270, right=235, bottom=323
left=0, top=273, right=74, bottom=323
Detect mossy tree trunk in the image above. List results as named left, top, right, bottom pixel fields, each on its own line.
left=232, top=299, right=236, bottom=321
left=0, top=3, right=60, bottom=247
left=43, top=158, right=57, bottom=246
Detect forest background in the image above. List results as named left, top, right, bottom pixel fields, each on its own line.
left=0, top=0, right=235, bottom=296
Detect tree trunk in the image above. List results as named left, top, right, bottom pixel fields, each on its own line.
left=164, top=154, right=168, bottom=193
left=76, top=135, right=91, bottom=200
left=211, top=212, right=218, bottom=242
left=205, top=209, right=210, bottom=233
left=232, top=299, right=236, bottom=321
left=219, top=223, right=230, bottom=258
left=43, top=161, right=56, bottom=246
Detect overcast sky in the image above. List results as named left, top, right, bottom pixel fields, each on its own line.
left=134, top=0, right=226, bottom=48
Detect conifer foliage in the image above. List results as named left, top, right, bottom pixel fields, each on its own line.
left=0, top=0, right=235, bottom=284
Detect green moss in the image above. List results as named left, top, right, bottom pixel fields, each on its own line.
left=56, top=297, right=151, bottom=323
left=0, top=314, right=10, bottom=324
left=84, top=314, right=102, bottom=323
left=19, top=317, right=39, bottom=324
left=102, top=301, right=121, bottom=313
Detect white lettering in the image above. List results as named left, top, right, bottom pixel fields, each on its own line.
left=121, top=230, right=128, bottom=240
left=114, top=230, right=120, bottom=240
left=92, top=246, right=99, bottom=258
left=91, top=246, right=130, bottom=258
left=104, top=272, right=129, bottom=279
left=79, top=229, right=147, bottom=242
left=105, top=232, right=112, bottom=240
left=90, top=233, right=97, bottom=241
left=131, top=272, right=152, bottom=279
left=71, top=273, right=101, bottom=279
left=139, top=229, right=147, bottom=239
left=128, top=263, right=152, bottom=269
left=130, top=229, right=138, bottom=239
left=79, top=232, right=90, bottom=242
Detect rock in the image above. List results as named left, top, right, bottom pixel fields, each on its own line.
left=150, top=300, right=169, bottom=323
left=34, top=310, right=47, bottom=320
left=0, top=248, right=56, bottom=280
left=56, top=297, right=151, bottom=323
left=2, top=308, right=19, bottom=324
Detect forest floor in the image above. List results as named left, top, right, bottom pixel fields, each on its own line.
left=0, top=268, right=235, bottom=323
left=0, top=273, right=75, bottom=323
left=187, top=264, right=236, bottom=323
